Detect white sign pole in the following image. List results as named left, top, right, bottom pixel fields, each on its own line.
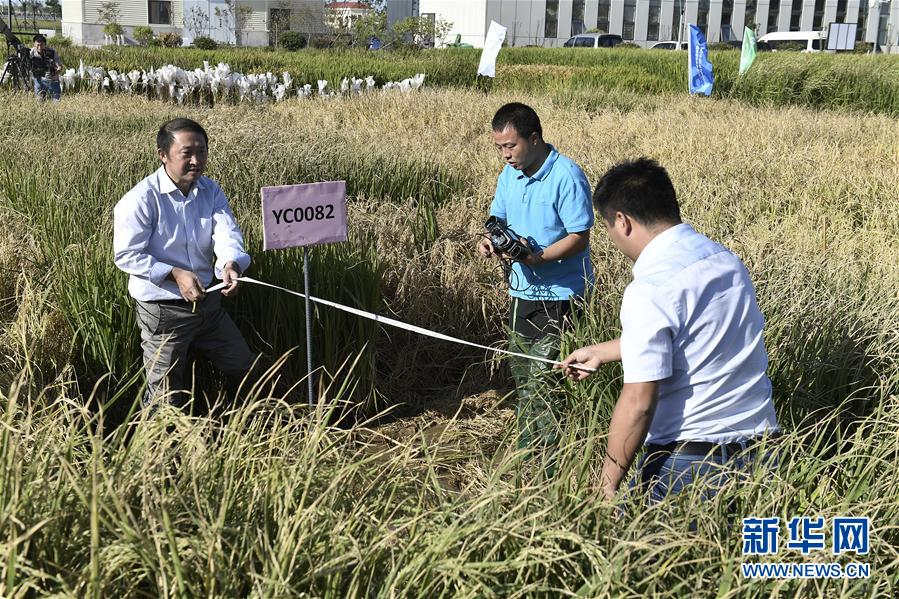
left=303, top=247, right=313, bottom=406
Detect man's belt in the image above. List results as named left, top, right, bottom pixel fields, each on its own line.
left=646, top=431, right=781, bottom=458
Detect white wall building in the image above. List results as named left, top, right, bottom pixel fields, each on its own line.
left=325, top=1, right=374, bottom=29
left=61, top=0, right=327, bottom=47
left=406, top=0, right=897, bottom=50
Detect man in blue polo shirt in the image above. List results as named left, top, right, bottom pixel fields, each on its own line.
left=477, top=103, right=594, bottom=471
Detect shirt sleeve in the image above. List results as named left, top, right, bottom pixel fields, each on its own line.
left=113, top=191, right=174, bottom=286
left=619, top=282, right=678, bottom=383
left=211, top=184, right=251, bottom=278
left=488, top=168, right=508, bottom=220
left=556, top=164, right=594, bottom=234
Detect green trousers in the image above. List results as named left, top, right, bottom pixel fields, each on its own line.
left=508, top=298, right=574, bottom=477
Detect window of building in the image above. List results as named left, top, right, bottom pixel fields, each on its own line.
left=148, top=0, right=171, bottom=25
left=877, top=3, right=889, bottom=44
left=597, top=0, right=610, bottom=33
left=269, top=8, right=291, bottom=46
left=744, top=0, right=757, bottom=33
left=812, top=0, right=825, bottom=29
left=856, top=2, right=868, bottom=41
left=790, top=1, right=802, bottom=31
left=571, top=0, right=585, bottom=36
left=545, top=0, right=559, bottom=38
left=720, top=0, right=733, bottom=40
left=623, top=0, right=636, bottom=39
left=767, top=0, right=780, bottom=33
left=835, top=0, right=847, bottom=23
left=673, top=3, right=683, bottom=41
left=647, top=0, right=662, bottom=41
left=697, top=0, right=710, bottom=35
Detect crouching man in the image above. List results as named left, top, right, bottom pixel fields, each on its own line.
left=560, top=158, right=779, bottom=503
left=113, top=118, right=256, bottom=409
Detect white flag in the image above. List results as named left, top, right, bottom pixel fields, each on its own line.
left=477, top=21, right=507, bottom=78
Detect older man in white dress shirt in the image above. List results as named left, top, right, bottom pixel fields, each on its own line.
left=560, top=157, right=779, bottom=503
left=114, top=118, right=255, bottom=408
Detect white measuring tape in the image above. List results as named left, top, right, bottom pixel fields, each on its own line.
left=206, top=276, right=595, bottom=373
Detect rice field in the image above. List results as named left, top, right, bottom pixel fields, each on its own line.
left=0, top=51, right=898, bottom=597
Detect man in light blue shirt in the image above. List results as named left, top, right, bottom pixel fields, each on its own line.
left=114, top=118, right=255, bottom=409
left=560, top=158, right=778, bottom=503
left=477, top=103, right=594, bottom=472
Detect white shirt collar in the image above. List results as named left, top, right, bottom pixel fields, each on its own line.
left=632, top=222, right=694, bottom=278
left=155, top=165, right=204, bottom=196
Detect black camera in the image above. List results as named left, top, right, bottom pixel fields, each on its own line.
left=485, top=216, right=531, bottom=261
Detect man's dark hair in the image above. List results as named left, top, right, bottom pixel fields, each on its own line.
left=157, top=118, right=209, bottom=153
left=492, top=102, right=543, bottom=140
left=33, top=34, right=46, bottom=43
left=593, top=158, right=681, bottom=226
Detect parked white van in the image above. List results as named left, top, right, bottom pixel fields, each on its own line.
left=757, top=30, right=827, bottom=52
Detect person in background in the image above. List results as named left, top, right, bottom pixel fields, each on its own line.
left=30, top=34, right=62, bottom=101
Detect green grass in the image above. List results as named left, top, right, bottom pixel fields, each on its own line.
left=56, top=46, right=899, bottom=116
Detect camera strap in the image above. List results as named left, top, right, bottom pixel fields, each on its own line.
left=207, top=276, right=595, bottom=373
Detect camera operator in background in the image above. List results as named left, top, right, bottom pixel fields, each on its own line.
left=477, top=102, right=594, bottom=476
left=30, top=34, right=62, bottom=101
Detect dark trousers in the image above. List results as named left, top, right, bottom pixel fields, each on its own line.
left=135, top=292, right=255, bottom=409
left=508, top=297, right=577, bottom=477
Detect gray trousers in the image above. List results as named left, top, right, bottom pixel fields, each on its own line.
left=134, top=292, right=255, bottom=408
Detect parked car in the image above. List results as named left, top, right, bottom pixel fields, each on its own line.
left=650, top=41, right=686, bottom=50
left=757, top=30, right=825, bottom=52
left=562, top=33, right=625, bottom=48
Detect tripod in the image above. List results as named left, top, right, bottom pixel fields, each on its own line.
left=1, top=14, right=30, bottom=93
left=1, top=41, right=31, bottom=92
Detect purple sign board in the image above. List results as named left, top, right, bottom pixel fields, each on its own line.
left=261, top=181, right=348, bottom=250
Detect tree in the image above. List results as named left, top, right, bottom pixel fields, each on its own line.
left=97, top=1, right=123, bottom=37
left=327, top=3, right=379, bottom=46
left=290, top=0, right=327, bottom=46
left=45, top=0, right=62, bottom=18
left=268, top=1, right=291, bottom=47
left=389, top=15, right=452, bottom=48
left=186, top=4, right=210, bottom=40
left=351, top=10, right=387, bottom=46
left=214, top=0, right=251, bottom=45
left=97, top=1, right=120, bottom=26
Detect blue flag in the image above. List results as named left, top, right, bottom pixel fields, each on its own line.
left=688, top=24, right=714, bottom=96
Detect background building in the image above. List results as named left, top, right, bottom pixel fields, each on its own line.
left=326, top=1, right=374, bottom=30
left=405, top=0, right=897, bottom=50
left=61, top=0, right=327, bottom=46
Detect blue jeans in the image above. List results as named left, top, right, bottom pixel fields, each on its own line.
left=32, top=76, right=61, bottom=101
left=633, top=438, right=777, bottom=505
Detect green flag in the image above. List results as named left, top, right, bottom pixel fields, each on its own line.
left=739, top=27, right=757, bottom=75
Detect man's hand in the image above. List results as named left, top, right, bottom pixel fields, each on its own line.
left=558, top=340, right=621, bottom=381
left=477, top=237, right=497, bottom=259
left=221, top=261, right=241, bottom=298
left=170, top=267, right=205, bottom=303
left=521, top=237, right=544, bottom=267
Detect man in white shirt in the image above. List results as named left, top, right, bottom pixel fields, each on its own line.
left=114, top=118, right=255, bottom=409
left=560, top=158, right=778, bottom=503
